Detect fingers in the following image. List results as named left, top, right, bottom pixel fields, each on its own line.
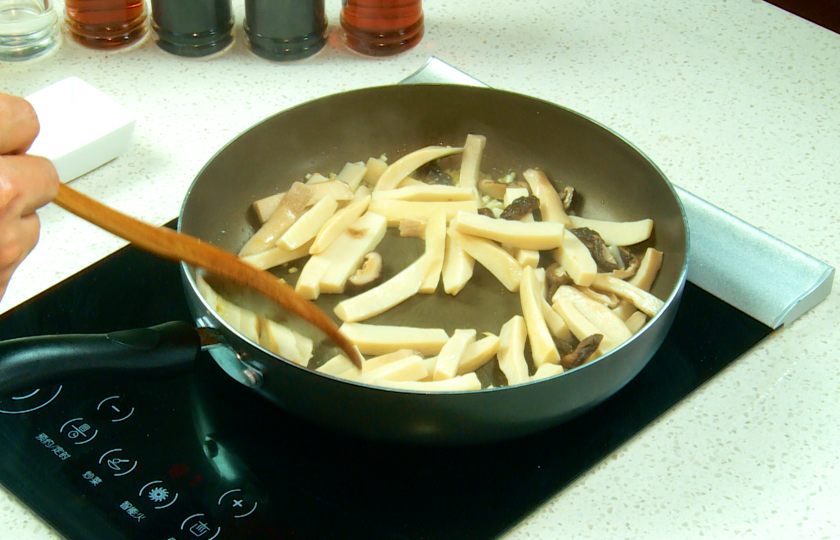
left=0, top=93, right=40, bottom=155
left=0, top=154, right=60, bottom=215
left=0, top=212, right=41, bottom=300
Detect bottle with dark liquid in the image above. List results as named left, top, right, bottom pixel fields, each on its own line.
left=340, top=0, right=424, bottom=57
left=150, top=0, right=233, bottom=57
left=64, top=0, right=148, bottom=50
left=244, top=0, right=327, bottom=62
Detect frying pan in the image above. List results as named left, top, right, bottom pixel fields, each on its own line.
left=0, top=84, right=688, bottom=445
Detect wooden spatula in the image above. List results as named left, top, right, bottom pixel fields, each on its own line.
left=53, top=182, right=362, bottom=368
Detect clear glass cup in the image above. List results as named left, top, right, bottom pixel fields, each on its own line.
left=0, top=0, right=60, bottom=62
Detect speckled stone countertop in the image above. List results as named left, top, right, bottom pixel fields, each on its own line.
left=1, top=0, right=838, bottom=539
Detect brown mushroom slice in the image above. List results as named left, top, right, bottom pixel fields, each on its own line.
left=375, top=373, right=482, bottom=392
left=339, top=322, right=450, bottom=356
left=371, top=184, right=475, bottom=202
left=373, top=146, right=464, bottom=192
left=560, top=334, right=604, bottom=370
left=531, top=362, right=565, bottom=381
left=253, top=180, right=354, bottom=223
left=522, top=168, right=572, bottom=226
left=590, top=274, right=665, bottom=317
left=554, top=229, right=598, bottom=287
left=568, top=228, right=619, bottom=272
left=347, top=251, right=383, bottom=287
left=447, top=229, right=523, bottom=292
left=451, top=211, right=565, bottom=251
left=497, top=315, right=530, bottom=386
left=441, top=224, right=475, bottom=295
left=277, top=194, right=338, bottom=250
left=560, top=186, right=575, bottom=210
left=575, top=285, right=621, bottom=309
left=334, top=253, right=433, bottom=322
left=627, top=247, right=664, bottom=291
left=609, top=249, right=641, bottom=280
left=477, top=177, right=508, bottom=200
left=567, top=216, right=653, bottom=246
left=240, top=182, right=312, bottom=256
left=310, top=193, right=371, bottom=254
left=433, top=329, right=477, bottom=381
left=419, top=208, right=447, bottom=293
left=520, top=265, right=561, bottom=367
left=240, top=241, right=313, bottom=271
left=307, top=211, right=387, bottom=294
left=555, top=286, right=633, bottom=351
left=459, top=134, right=487, bottom=189
left=502, top=187, right=541, bottom=267
left=368, top=199, right=477, bottom=226
left=457, top=333, right=501, bottom=375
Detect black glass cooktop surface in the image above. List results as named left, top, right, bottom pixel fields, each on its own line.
left=0, top=221, right=773, bottom=540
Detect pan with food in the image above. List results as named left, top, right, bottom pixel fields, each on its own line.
left=178, top=84, right=688, bottom=445
left=0, top=84, right=687, bottom=445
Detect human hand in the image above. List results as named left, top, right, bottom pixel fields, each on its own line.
left=0, top=93, right=60, bottom=300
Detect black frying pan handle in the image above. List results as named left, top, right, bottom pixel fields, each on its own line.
left=0, top=321, right=202, bottom=397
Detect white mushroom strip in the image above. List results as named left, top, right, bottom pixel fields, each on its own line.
left=554, top=228, right=598, bottom=287
left=276, top=194, right=338, bottom=250
left=294, top=255, right=331, bottom=300
left=433, top=329, right=477, bottom=381
left=451, top=211, right=565, bottom=251
left=316, top=354, right=360, bottom=377
left=373, top=146, right=464, bottom=191
left=590, top=274, right=665, bottom=317
left=371, top=185, right=475, bottom=202
left=309, top=193, right=371, bottom=254
left=522, top=168, right=571, bottom=226
left=354, top=355, right=427, bottom=384
left=447, top=229, right=523, bottom=292
left=497, top=315, right=530, bottom=385
left=567, top=216, right=653, bottom=246
left=554, top=286, right=633, bottom=352
left=335, top=161, right=367, bottom=192
left=458, top=134, right=487, bottom=189
left=339, top=322, right=449, bottom=356
left=334, top=254, right=432, bottom=322
left=627, top=247, right=664, bottom=291
left=363, top=156, right=388, bottom=187
left=457, top=333, right=500, bottom=375
left=307, top=211, right=388, bottom=294
left=624, top=311, right=648, bottom=334
left=368, top=199, right=477, bottom=226
left=531, top=363, right=565, bottom=381
left=239, top=240, right=313, bottom=271
left=441, top=224, right=475, bottom=295
left=551, top=296, right=607, bottom=356
left=419, top=208, right=447, bottom=293
left=399, top=218, right=426, bottom=238
left=374, top=373, right=482, bottom=392
left=361, top=349, right=418, bottom=373
left=347, top=251, right=383, bottom=287
left=575, top=285, right=621, bottom=309
left=520, top=266, right=560, bottom=367
left=253, top=180, right=353, bottom=223
left=240, top=182, right=312, bottom=257
left=258, top=316, right=313, bottom=367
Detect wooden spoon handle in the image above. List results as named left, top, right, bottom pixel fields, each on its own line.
left=53, top=183, right=362, bottom=367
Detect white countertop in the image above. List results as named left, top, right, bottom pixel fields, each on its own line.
left=1, top=0, right=838, bottom=538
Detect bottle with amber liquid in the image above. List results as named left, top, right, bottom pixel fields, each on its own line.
left=340, top=0, right=423, bottom=56
left=65, top=0, right=148, bottom=50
